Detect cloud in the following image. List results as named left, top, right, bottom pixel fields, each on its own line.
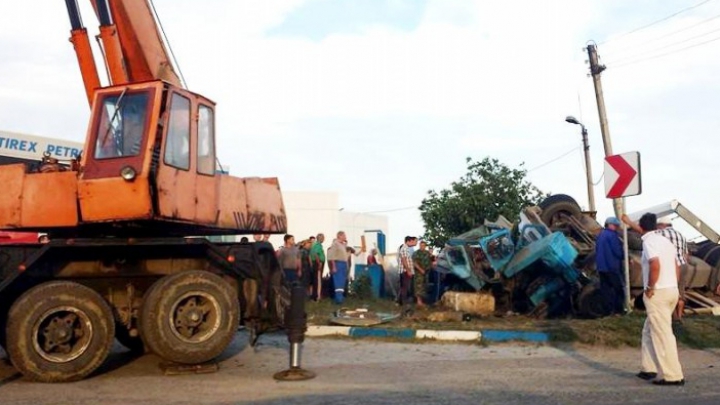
left=2, top=0, right=720, bottom=246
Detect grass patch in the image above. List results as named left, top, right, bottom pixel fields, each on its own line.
left=306, top=297, right=720, bottom=348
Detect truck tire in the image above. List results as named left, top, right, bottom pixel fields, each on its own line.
left=538, top=194, right=582, bottom=228
left=702, top=246, right=720, bottom=267
left=577, top=283, right=608, bottom=319
left=6, top=281, right=115, bottom=382
left=693, top=242, right=716, bottom=261
left=140, top=271, right=239, bottom=364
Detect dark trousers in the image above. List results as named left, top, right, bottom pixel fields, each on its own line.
left=283, top=268, right=298, bottom=286
left=599, top=271, right=625, bottom=314
left=312, top=261, right=324, bottom=300
left=398, top=272, right=413, bottom=305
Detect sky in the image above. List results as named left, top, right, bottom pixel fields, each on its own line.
left=1, top=0, right=720, bottom=247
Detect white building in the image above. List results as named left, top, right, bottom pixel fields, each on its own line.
left=263, top=191, right=389, bottom=275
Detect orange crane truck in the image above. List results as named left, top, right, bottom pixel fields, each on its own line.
left=0, top=0, right=289, bottom=382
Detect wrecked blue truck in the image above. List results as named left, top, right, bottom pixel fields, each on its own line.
left=435, top=195, right=605, bottom=318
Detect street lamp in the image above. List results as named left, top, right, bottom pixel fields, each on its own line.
left=565, top=116, right=596, bottom=212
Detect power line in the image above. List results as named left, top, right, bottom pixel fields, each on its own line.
left=610, top=34, right=720, bottom=69
left=607, top=25, right=720, bottom=64
left=527, top=146, right=581, bottom=172
left=600, top=0, right=716, bottom=45
left=593, top=173, right=605, bottom=186
left=604, top=12, right=720, bottom=58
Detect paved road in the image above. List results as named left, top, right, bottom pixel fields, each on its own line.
left=2, top=332, right=720, bottom=405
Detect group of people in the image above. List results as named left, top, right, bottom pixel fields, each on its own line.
left=274, top=231, right=375, bottom=305
left=396, top=236, right=436, bottom=308
left=595, top=213, right=687, bottom=386
left=269, top=231, right=438, bottom=307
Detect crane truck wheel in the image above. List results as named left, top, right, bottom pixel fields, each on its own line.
left=538, top=194, right=582, bottom=228
left=6, top=281, right=115, bottom=382
left=139, top=271, right=240, bottom=364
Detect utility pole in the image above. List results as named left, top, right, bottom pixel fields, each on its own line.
left=564, top=116, right=596, bottom=212
left=580, top=125, right=596, bottom=212
left=587, top=44, right=623, bottom=219
left=587, top=43, right=630, bottom=312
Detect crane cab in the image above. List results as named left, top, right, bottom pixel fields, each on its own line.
left=0, top=81, right=286, bottom=238
left=75, top=80, right=286, bottom=237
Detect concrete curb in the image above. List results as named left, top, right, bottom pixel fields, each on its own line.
left=306, top=325, right=549, bottom=343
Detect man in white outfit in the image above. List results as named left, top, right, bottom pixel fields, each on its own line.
left=636, top=213, right=685, bottom=386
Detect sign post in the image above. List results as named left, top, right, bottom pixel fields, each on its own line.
left=604, top=152, right=641, bottom=313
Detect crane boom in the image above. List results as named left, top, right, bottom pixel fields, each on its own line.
left=66, top=0, right=183, bottom=105
left=95, top=0, right=183, bottom=87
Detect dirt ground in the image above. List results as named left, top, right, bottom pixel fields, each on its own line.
left=2, top=331, right=720, bottom=405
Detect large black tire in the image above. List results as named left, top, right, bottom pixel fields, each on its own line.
left=140, top=271, right=239, bottom=364
left=702, top=245, right=720, bottom=267
left=538, top=194, right=582, bottom=228
left=6, top=281, right=115, bottom=382
left=577, top=283, right=609, bottom=319
left=693, top=241, right=716, bottom=260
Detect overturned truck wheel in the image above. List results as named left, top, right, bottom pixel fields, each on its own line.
left=6, top=281, right=115, bottom=382
left=538, top=194, right=582, bottom=228
left=577, top=284, right=609, bottom=319
left=140, top=271, right=240, bottom=365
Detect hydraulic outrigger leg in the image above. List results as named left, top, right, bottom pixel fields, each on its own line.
left=273, top=283, right=316, bottom=381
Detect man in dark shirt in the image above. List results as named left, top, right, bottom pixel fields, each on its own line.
left=595, top=217, right=625, bottom=315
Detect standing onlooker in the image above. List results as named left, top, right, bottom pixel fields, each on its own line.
left=397, top=236, right=416, bottom=306
left=623, top=214, right=689, bottom=321
left=595, top=217, right=625, bottom=315
left=656, top=217, right=689, bottom=321
left=412, top=241, right=432, bottom=307
left=309, top=233, right=326, bottom=301
left=299, top=239, right=314, bottom=296
left=635, top=213, right=684, bottom=386
left=367, top=248, right=379, bottom=265
left=327, top=231, right=350, bottom=304
left=277, top=234, right=301, bottom=285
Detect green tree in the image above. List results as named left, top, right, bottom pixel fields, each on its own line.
left=419, top=157, right=545, bottom=247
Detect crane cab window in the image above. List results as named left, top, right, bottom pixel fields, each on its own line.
left=197, top=105, right=215, bottom=175
left=94, top=92, right=149, bottom=159
left=164, top=94, right=191, bottom=170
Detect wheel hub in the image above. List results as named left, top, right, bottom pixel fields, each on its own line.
left=33, top=307, right=93, bottom=363
left=170, top=292, right=220, bottom=343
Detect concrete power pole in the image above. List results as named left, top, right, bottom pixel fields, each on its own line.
left=587, top=44, right=623, bottom=219
left=587, top=43, right=631, bottom=312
